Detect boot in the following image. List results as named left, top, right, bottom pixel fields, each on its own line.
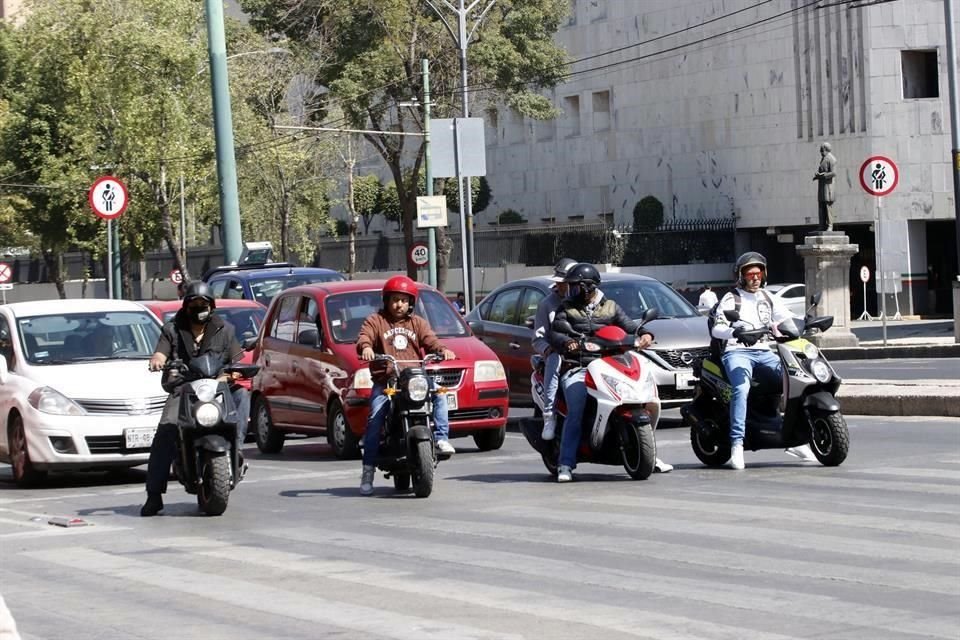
left=360, top=465, right=375, bottom=496
left=140, top=492, right=164, bottom=517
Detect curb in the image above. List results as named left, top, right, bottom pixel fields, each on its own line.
left=823, top=344, right=960, bottom=360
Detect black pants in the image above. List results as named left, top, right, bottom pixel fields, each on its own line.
left=145, top=387, right=250, bottom=494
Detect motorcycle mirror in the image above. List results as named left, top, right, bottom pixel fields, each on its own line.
left=524, top=315, right=535, bottom=328
left=242, top=336, right=258, bottom=351
left=552, top=318, right=577, bottom=335
left=724, top=309, right=741, bottom=322
left=640, top=307, right=659, bottom=325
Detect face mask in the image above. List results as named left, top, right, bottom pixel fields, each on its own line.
left=189, top=306, right=211, bottom=323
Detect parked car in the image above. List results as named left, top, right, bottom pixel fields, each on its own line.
left=250, top=280, right=509, bottom=459
left=766, top=283, right=807, bottom=317
left=138, top=298, right=267, bottom=391
left=465, top=273, right=710, bottom=407
left=0, top=299, right=164, bottom=485
left=203, top=263, right=345, bottom=308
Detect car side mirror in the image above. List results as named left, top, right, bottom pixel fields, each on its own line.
left=468, top=320, right=483, bottom=335
left=0, top=356, right=7, bottom=384
left=298, top=328, right=320, bottom=347
left=524, top=315, right=535, bottom=328
left=724, top=309, right=741, bottom=322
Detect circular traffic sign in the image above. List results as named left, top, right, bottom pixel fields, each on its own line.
left=89, top=176, right=129, bottom=220
left=0, top=262, right=11, bottom=284
left=859, top=266, right=870, bottom=283
left=409, top=242, right=429, bottom=267
left=170, top=269, right=184, bottom=284
left=859, top=156, right=898, bottom=197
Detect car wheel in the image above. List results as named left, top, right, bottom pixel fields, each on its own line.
left=473, top=426, right=506, bottom=451
left=253, top=396, right=284, bottom=454
left=9, top=413, right=46, bottom=487
left=326, top=402, right=360, bottom=460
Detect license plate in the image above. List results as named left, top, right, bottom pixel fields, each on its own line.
left=675, top=372, right=698, bottom=389
left=124, top=427, right=156, bottom=449
left=445, top=392, right=458, bottom=411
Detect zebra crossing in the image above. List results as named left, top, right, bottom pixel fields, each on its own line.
left=1, top=422, right=958, bottom=640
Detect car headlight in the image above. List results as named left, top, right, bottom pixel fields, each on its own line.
left=600, top=374, right=645, bottom=402
left=802, top=343, right=820, bottom=359
left=406, top=375, right=429, bottom=402
left=474, top=360, right=505, bottom=382
left=27, top=387, right=86, bottom=416
left=195, top=402, right=221, bottom=427
left=193, top=379, right=218, bottom=403
left=353, top=367, right=373, bottom=390
left=809, top=359, right=832, bottom=383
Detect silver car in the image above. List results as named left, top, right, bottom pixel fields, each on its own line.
left=465, top=273, right=710, bottom=408
left=765, top=283, right=807, bottom=318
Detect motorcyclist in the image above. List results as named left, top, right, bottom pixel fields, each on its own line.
left=356, top=275, right=456, bottom=496
left=548, top=263, right=671, bottom=482
left=140, top=281, right=249, bottom=516
left=710, top=252, right=813, bottom=469
left=531, top=257, right=577, bottom=441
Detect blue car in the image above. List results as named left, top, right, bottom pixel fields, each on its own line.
left=203, top=263, right=345, bottom=308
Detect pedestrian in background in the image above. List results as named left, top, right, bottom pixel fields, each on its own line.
left=698, top=284, right=718, bottom=310
left=453, top=292, right=466, bottom=315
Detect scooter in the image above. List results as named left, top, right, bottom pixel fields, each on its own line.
left=521, top=309, right=660, bottom=480
left=163, top=352, right=258, bottom=515
left=681, top=309, right=849, bottom=467
left=369, top=354, right=452, bottom=498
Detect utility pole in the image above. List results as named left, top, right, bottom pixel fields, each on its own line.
left=423, top=59, right=438, bottom=288
left=946, top=0, right=960, bottom=339
left=203, top=0, right=242, bottom=265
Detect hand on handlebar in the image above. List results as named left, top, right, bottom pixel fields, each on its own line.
left=440, top=349, right=456, bottom=361
left=148, top=353, right=166, bottom=372
left=733, top=326, right=761, bottom=347
left=635, top=334, right=653, bottom=350
left=361, top=347, right=375, bottom=362
left=565, top=340, right=579, bottom=353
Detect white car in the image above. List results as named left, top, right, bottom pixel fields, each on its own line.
left=766, top=283, right=808, bottom=318
left=0, top=299, right=164, bottom=486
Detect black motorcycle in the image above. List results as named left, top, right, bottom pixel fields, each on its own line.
left=370, top=354, right=451, bottom=498
left=163, top=352, right=258, bottom=515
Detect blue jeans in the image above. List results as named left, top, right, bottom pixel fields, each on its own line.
left=559, top=369, right=589, bottom=468
left=721, top=348, right=782, bottom=446
left=362, top=381, right=450, bottom=466
left=541, top=352, right=562, bottom=419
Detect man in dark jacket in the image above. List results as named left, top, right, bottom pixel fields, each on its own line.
left=549, top=263, right=670, bottom=482
left=140, top=281, right=249, bottom=516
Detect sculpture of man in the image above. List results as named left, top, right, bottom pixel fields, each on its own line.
left=812, top=142, right=837, bottom=232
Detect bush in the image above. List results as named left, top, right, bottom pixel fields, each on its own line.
left=632, top=196, right=664, bottom=231
left=497, top=209, right=525, bottom=224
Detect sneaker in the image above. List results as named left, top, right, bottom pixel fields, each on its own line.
left=541, top=415, right=556, bottom=441
left=436, top=439, right=456, bottom=455
left=785, top=445, right=818, bottom=462
left=729, top=444, right=745, bottom=470
left=557, top=465, right=573, bottom=483
left=360, top=465, right=375, bottom=496
left=140, top=492, right=164, bottom=517
left=654, top=458, right=673, bottom=473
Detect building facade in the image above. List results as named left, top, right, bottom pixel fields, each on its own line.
left=480, top=0, right=957, bottom=315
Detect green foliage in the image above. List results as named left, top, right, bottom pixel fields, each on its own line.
left=443, top=177, right=491, bottom=215
left=497, top=209, right=525, bottom=224
left=632, top=196, right=664, bottom=231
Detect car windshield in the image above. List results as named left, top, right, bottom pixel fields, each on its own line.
left=250, top=273, right=344, bottom=307
left=326, top=289, right=468, bottom=343
left=601, top=280, right=700, bottom=319
left=161, top=307, right=265, bottom=339
left=18, top=311, right=161, bottom=365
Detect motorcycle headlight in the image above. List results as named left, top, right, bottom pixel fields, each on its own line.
left=193, top=379, right=218, bottom=403
left=802, top=343, right=820, bottom=359
left=600, top=374, right=645, bottom=402
left=353, top=367, right=373, bottom=390
left=407, top=376, right=429, bottom=402
left=584, top=342, right=601, bottom=352
left=27, top=387, right=86, bottom=416
left=474, top=360, right=505, bottom=382
left=809, top=359, right=832, bottom=383
left=195, top=402, right=221, bottom=427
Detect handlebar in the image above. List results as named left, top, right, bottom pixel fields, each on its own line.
left=372, top=353, right=445, bottom=367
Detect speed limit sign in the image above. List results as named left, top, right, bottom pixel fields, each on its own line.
left=409, top=243, right=429, bottom=267
left=859, top=266, right=870, bottom=283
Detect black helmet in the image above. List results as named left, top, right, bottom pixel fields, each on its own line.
left=564, top=263, right=601, bottom=286
left=735, top=252, right=767, bottom=287
left=182, top=281, right=216, bottom=308
left=551, top=257, right=577, bottom=282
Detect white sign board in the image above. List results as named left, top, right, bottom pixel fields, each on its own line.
left=0, top=283, right=12, bottom=291
left=859, top=156, right=898, bottom=197
left=859, top=266, right=870, bottom=283
left=416, top=196, right=448, bottom=228
left=431, top=118, right=487, bottom=178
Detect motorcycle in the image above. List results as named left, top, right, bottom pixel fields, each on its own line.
left=521, top=309, right=660, bottom=480
left=369, top=353, right=452, bottom=498
left=163, top=351, right=258, bottom=515
left=681, top=307, right=850, bottom=467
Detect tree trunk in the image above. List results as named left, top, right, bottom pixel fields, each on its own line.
left=43, top=249, right=66, bottom=299
left=345, top=153, right=357, bottom=279
left=156, top=165, right=190, bottom=281
left=120, top=243, right=134, bottom=300
left=436, top=226, right=453, bottom=293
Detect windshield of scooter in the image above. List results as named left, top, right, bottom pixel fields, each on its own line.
left=187, top=352, right=224, bottom=379
left=776, top=317, right=803, bottom=339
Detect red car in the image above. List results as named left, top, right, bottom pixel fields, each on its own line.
left=249, top=280, right=509, bottom=459
left=137, top=298, right=267, bottom=391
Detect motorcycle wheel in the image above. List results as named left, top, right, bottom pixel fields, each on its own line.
left=690, top=417, right=731, bottom=467
left=327, top=402, right=360, bottom=460
left=473, top=426, right=506, bottom=451
left=9, top=414, right=46, bottom=488
left=411, top=440, right=435, bottom=498
left=393, top=473, right=411, bottom=491
left=541, top=453, right=559, bottom=477
left=621, top=422, right=656, bottom=480
left=253, top=396, right=284, bottom=454
left=197, top=453, right=231, bottom=516
left=808, top=410, right=849, bottom=466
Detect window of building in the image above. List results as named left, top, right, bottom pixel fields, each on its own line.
left=592, top=90, right=611, bottom=132
left=901, top=50, right=939, bottom=99
left=506, top=109, right=525, bottom=145
left=564, top=95, right=581, bottom=137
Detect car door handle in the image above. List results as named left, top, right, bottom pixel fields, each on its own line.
left=509, top=342, right=521, bottom=350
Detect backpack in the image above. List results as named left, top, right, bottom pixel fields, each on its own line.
left=706, top=288, right=772, bottom=361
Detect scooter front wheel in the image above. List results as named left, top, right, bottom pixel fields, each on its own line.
left=690, top=418, right=731, bottom=467
left=412, top=440, right=435, bottom=498
left=197, top=453, right=231, bottom=516
left=808, top=410, right=849, bottom=466
left=621, top=422, right=656, bottom=480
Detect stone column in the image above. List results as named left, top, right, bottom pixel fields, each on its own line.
left=953, top=277, right=959, bottom=344
left=796, top=232, right=860, bottom=348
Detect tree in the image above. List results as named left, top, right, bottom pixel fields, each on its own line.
left=498, top=209, right=524, bottom=224
left=239, top=0, right=569, bottom=278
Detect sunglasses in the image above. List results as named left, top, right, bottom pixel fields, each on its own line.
left=743, top=270, right=764, bottom=279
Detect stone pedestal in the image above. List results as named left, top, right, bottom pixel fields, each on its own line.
left=796, top=232, right=860, bottom=348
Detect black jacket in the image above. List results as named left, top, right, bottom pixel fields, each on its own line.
left=549, top=293, right=653, bottom=351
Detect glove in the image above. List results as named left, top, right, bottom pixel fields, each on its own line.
left=732, top=326, right=759, bottom=347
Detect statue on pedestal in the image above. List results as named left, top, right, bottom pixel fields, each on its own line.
left=812, top=142, right=836, bottom=232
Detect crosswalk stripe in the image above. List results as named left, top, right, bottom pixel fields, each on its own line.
left=265, top=527, right=959, bottom=639
left=22, top=547, right=523, bottom=640
left=844, top=467, right=960, bottom=480
left=750, top=474, right=960, bottom=495
left=372, top=516, right=960, bottom=596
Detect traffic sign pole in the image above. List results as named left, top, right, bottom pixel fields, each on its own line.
left=877, top=197, right=887, bottom=347
left=422, top=59, right=437, bottom=289
left=858, top=266, right=872, bottom=321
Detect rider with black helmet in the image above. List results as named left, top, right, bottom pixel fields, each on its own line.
left=531, top=258, right=577, bottom=441
left=140, top=281, right=249, bottom=516
left=710, top=252, right=799, bottom=470
left=546, top=263, right=667, bottom=482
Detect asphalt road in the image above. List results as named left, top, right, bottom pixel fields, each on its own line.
left=831, top=357, right=960, bottom=380
left=1, top=416, right=958, bottom=640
